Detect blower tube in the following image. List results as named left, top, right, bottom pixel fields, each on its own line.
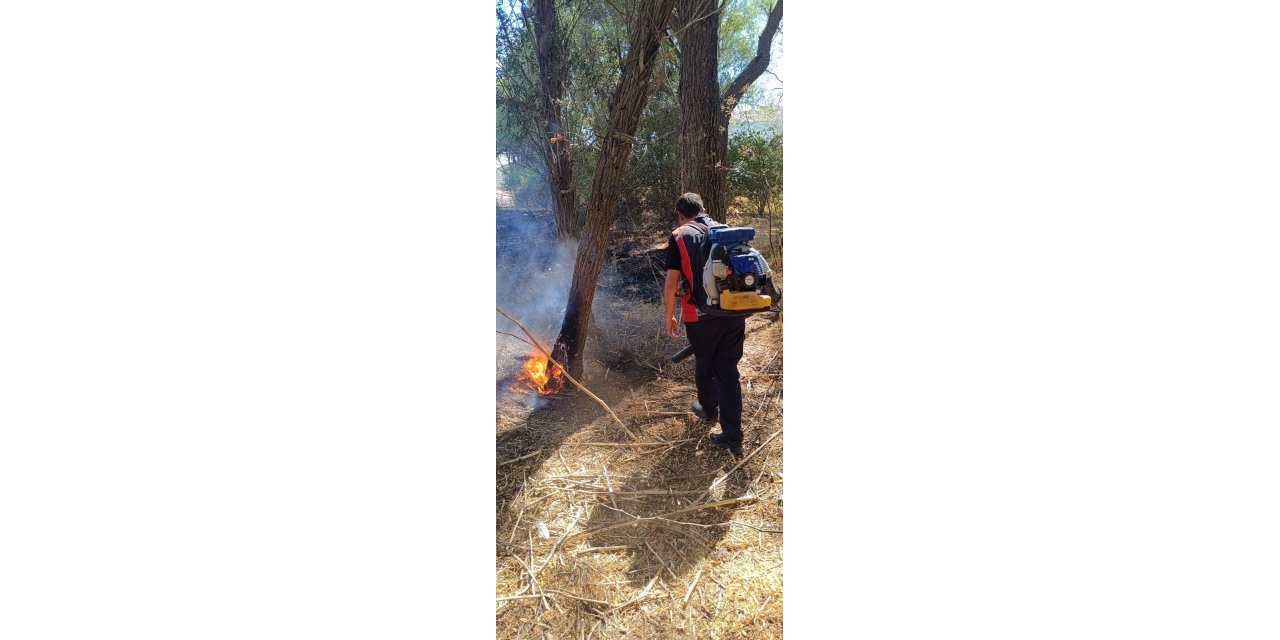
left=670, top=345, right=694, bottom=363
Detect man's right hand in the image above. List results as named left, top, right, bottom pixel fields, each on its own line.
left=663, top=269, right=681, bottom=338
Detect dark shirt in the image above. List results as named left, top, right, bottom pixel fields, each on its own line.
left=664, top=235, right=682, bottom=271
left=666, top=213, right=713, bottom=273
left=666, top=214, right=716, bottom=322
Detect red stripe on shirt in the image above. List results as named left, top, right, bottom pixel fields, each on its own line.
left=672, top=227, right=699, bottom=323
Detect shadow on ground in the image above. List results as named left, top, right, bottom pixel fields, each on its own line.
left=570, top=417, right=769, bottom=589
left=495, top=358, right=665, bottom=518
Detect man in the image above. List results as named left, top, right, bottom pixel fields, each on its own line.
left=664, top=193, right=747, bottom=456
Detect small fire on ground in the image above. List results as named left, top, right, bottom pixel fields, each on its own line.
left=510, top=352, right=564, bottom=396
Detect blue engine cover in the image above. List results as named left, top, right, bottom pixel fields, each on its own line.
left=728, top=251, right=766, bottom=278
left=708, top=227, right=755, bottom=245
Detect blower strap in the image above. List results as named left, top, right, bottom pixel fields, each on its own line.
left=672, top=218, right=717, bottom=322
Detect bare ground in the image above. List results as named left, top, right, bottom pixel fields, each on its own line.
left=496, top=208, right=783, bottom=638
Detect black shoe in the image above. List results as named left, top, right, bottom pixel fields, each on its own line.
left=690, top=401, right=719, bottom=422
left=709, top=432, right=743, bottom=456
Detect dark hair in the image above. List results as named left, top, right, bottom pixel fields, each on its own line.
left=675, top=193, right=704, bottom=217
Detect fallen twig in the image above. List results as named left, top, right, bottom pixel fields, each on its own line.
left=744, top=380, right=782, bottom=427
left=645, top=541, right=678, bottom=581
left=568, top=494, right=758, bottom=541
left=497, top=449, right=543, bottom=468
left=602, top=464, right=618, bottom=510
left=511, top=552, right=537, bottom=596
left=545, top=589, right=610, bottom=607
left=496, top=593, right=543, bottom=603
left=532, top=506, right=584, bottom=580
left=572, top=488, right=704, bottom=497
left=575, top=545, right=631, bottom=555
left=757, top=594, right=774, bottom=615
left=560, top=439, right=693, bottom=448
left=727, top=520, right=783, bottom=534
left=683, top=568, right=703, bottom=605
left=507, top=474, right=528, bottom=543
left=496, top=590, right=609, bottom=607
left=496, top=306, right=639, bottom=441
left=696, top=429, right=782, bottom=504
left=760, top=347, right=782, bottom=373
left=606, top=575, right=658, bottom=614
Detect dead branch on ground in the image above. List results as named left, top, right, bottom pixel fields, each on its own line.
left=695, top=429, right=782, bottom=504
left=568, top=494, right=758, bottom=541
left=497, top=306, right=640, bottom=441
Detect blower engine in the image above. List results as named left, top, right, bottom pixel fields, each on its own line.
left=700, top=227, right=780, bottom=315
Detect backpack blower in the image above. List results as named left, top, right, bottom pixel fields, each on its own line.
left=700, top=226, right=780, bottom=314
left=671, top=225, right=780, bottom=363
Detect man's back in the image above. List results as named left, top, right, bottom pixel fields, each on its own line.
left=662, top=193, right=746, bottom=456
left=666, top=212, right=722, bottom=321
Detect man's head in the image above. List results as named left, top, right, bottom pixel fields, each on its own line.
left=675, top=192, right=704, bottom=222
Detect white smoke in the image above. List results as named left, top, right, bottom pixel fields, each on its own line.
left=495, top=208, right=577, bottom=401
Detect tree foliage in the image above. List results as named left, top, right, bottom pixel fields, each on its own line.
left=495, top=0, right=782, bottom=375
left=727, top=128, right=782, bottom=218
left=497, top=0, right=781, bottom=231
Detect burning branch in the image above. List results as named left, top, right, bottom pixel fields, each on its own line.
left=496, top=306, right=640, bottom=441
left=511, top=354, right=565, bottom=395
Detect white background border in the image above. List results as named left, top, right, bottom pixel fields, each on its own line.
left=2, top=1, right=1278, bottom=637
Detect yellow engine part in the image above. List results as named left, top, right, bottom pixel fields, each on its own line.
left=719, top=290, right=772, bottom=311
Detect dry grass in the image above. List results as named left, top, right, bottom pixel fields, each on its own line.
left=496, top=313, right=783, bottom=640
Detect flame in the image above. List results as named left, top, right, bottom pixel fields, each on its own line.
left=510, top=353, right=565, bottom=395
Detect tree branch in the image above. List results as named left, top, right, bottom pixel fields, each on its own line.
left=669, top=1, right=723, bottom=43
left=720, top=0, right=783, bottom=111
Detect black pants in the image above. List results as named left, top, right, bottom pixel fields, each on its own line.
left=685, top=315, right=746, bottom=440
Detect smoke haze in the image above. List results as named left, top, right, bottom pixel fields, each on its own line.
left=495, top=209, right=576, bottom=396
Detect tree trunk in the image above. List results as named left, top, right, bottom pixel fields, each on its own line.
left=677, top=0, right=783, bottom=220
left=529, top=0, right=578, bottom=243
left=554, top=0, right=678, bottom=378
left=677, top=0, right=725, bottom=217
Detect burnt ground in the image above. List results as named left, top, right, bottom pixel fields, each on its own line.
left=496, top=207, right=784, bottom=639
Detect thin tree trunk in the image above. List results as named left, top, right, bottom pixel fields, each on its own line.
left=554, top=0, right=679, bottom=378
left=529, top=0, right=578, bottom=243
